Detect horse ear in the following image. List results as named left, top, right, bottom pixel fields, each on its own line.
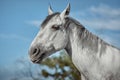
left=48, top=5, right=54, bottom=15
left=60, top=3, right=70, bottom=20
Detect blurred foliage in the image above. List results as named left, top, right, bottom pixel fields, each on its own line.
left=11, top=52, right=81, bottom=80
left=40, top=52, right=81, bottom=80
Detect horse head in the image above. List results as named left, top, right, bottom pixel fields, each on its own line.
left=29, top=4, right=70, bottom=63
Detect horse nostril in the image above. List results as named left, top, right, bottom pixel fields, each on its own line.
left=32, top=48, right=40, bottom=55
left=33, top=48, right=37, bottom=54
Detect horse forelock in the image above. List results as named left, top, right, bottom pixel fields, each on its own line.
left=41, top=12, right=60, bottom=28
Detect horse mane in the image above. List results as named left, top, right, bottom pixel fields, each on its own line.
left=65, top=17, right=119, bottom=54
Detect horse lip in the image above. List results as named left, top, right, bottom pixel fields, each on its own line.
left=31, top=58, right=41, bottom=63
left=32, top=59, right=41, bottom=63
left=31, top=52, right=46, bottom=63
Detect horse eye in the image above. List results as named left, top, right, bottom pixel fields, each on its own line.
left=51, top=25, right=60, bottom=30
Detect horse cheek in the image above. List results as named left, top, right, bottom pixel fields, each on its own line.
left=53, top=35, right=67, bottom=50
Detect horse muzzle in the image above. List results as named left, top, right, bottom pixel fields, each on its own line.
left=29, top=44, right=55, bottom=64
left=29, top=45, right=47, bottom=63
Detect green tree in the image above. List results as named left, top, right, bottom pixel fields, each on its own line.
left=40, top=52, right=81, bottom=80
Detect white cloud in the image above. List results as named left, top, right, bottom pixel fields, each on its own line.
left=25, top=20, right=42, bottom=28
left=87, top=4, right=120, bottom=30
left=81, top=19, right=120, bottom=30
left=0, top=34, right=30, bottom=41
left=72, top=4, right=120, bottom=30
left=90, top=4, right=120, bottom=18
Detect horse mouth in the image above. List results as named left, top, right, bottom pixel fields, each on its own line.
left=30, top=46, right=55, bottom=64
left=31, top=53, right=46, bottom=63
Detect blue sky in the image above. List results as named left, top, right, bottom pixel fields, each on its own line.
left=0, top=0, right=120, bottom=70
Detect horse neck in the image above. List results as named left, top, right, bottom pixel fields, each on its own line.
left=65, top=18, right=102, bottom=57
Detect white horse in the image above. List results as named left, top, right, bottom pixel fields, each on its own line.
left=29, top=4, right=120, bottom=80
